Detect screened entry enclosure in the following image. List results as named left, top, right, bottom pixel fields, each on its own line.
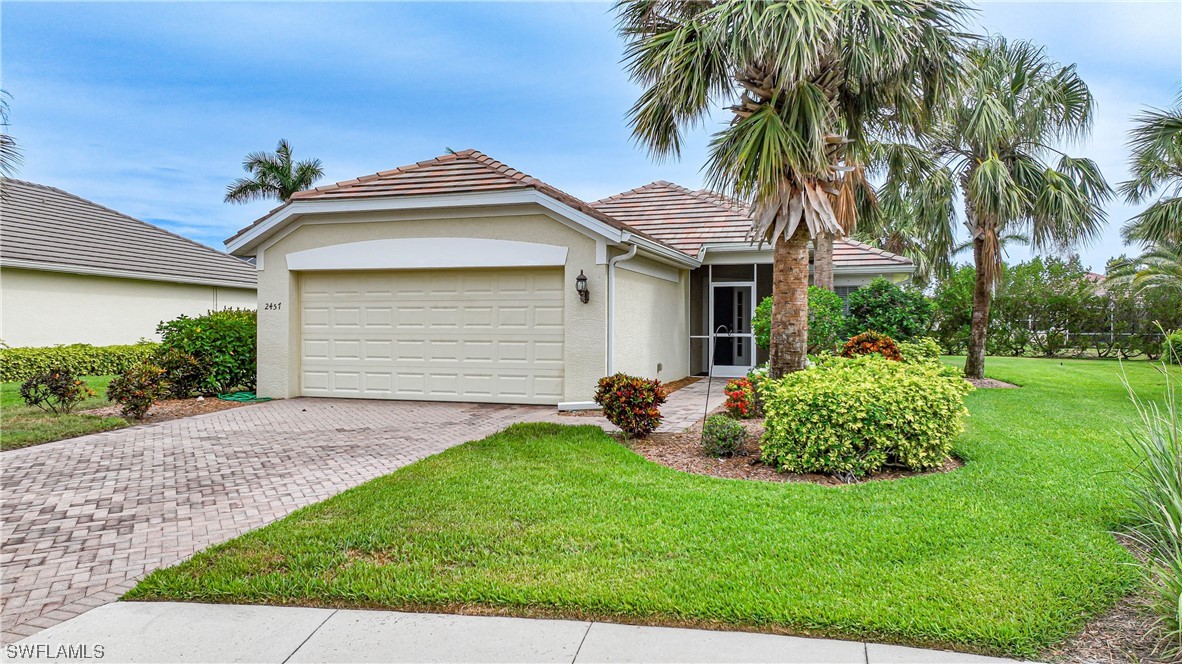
left=690, top=263, right=772, bottom=377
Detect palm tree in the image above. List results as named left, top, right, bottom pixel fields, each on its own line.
left=1, top=90, right=22, bottom=176
left=1109, top=242, right=1182, bottom=295
left=617, top=0, right=969, bottom=376
left=853, top=198, right=953, bottom=288
left=1120, top=92, right=1182, bottom=247
left=875, top=37, right=1111, bottom=378
left=814, top=158, right=877, bottom=291
left=225, top=139, right=324, bottom=204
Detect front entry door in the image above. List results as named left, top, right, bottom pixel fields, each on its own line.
left=710, top=284, right=754, bottom=377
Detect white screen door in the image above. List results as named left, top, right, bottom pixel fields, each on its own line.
left=710, top=284, right=754, bottom=377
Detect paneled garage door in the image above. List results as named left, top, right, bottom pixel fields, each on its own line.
left=300, top=268, right=565, bottom=404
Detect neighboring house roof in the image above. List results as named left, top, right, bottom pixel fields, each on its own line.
left=591, top=181, right=914, bottom=269
left=1, top=178, right=256, bottom=289
left=227, top=149, right=660, bottom=247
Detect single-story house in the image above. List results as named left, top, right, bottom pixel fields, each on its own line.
left=1, top=178, right=257, bottom=347
left=226, top=150, right=913, bottom=408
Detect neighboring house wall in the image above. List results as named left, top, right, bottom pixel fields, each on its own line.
left=0, top=267, right=257, bottom=347
left=612, top=257, right=689, bottom=382
left=254, top=208, right=608, bottom=403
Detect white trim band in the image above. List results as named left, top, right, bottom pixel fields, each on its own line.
left=285, top=238, right=569, bottom=271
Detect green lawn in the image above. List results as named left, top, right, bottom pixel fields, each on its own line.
left=1, top=375, right=126, bottom=450
left=126, top=358, right=1169, bottom=658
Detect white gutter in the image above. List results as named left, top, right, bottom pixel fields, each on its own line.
left=606, top=238, right=639, bottom=376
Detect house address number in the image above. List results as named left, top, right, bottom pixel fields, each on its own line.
left=264, top=302, right=283, bottom=311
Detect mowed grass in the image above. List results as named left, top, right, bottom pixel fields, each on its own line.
left=127, top=358, right=1169, bottom=658
left=1, top=375, right=125, bottom=450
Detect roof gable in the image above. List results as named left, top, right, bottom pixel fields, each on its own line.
left=227, top=149, right=651, bottom=248
left=0, top=178, right=256, bottom=289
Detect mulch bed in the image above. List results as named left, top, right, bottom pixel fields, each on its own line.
left=81, top=397, right=252, bottom=424
left=628, top=414, right=962, bottom=486
left=967, top=377, right=1020, bottom=389
left=559, top=376, right=703, bottom=419
left=1048, top=592, right=1161, bottom=663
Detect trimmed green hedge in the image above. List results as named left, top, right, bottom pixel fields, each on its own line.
left=0, top=343, right=159, bottom=382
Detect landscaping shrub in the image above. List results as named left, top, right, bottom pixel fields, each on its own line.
left=898, top=337, right=943, bottom=364
left=19, top=370, right=94, bottom=414
left=701, top=414, right=746, bottom=457
left=723, top=378, right=759, bottom=418
left=841, top=331, right=903, bottom=361
left=157, top=309, right=257, bottom=394
left=760, top=355, right=972, bottom=477
left=594, top=373, right=666, bottom=439
left=845, top=277, right=933, bottom=341
left=154, top=348, right=205, bottom=399
left=753, top=287, right=848, bottom=353
left=0, top=343, right=158, bottom=383
left=1122, top=365, right=1182, bottom=659
left=107, top=362, right=168, bottom=420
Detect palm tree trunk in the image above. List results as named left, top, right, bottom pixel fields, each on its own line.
left=770, top=223, right=811, bottom=378
left=813, top=231, right=834, bottom=291
left=965, top=236, right=992, bottom=379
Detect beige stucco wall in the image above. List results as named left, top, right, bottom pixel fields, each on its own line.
left=612, top=259, right=690, bottom=382
left=253, top=208, right=610, bottom=403
left=0, top=267, right=256, bottom=347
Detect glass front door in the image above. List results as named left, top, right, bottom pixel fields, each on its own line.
left=710, top=284, right=754, bottom=377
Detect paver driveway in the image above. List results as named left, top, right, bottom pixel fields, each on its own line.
left=0, top=398, right=557, bottom=641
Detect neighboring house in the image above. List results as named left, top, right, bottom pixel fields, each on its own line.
left=226, top=150, right=913, bottom=407
left=0, top=178, right=257, bottom=347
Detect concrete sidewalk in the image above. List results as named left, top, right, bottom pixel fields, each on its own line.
left=6, top=602, right=1024, bottom=663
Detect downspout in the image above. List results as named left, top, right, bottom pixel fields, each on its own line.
left=606, top=239, right=639, bottom=376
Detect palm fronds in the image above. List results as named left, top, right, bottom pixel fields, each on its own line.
left=1109, top=242, right=1182, bottom=295
left=225, top=139, right=325, bottom=204
left=1119, top=93, right=1182, bottom=246
left=1, top=90, right=22, bottom=177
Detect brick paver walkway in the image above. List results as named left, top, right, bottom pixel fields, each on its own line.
left=0, top=399, right=557, bottom=641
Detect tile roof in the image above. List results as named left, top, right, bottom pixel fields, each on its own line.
left=225, top=149, right=911, bottom=271
left=591, top=181, right=913, bottom=268
left=591, top=181, right=752, bottom=255
left=1, top=178, right=256, bottom=289
left=227, top=149, right=655, bottom=246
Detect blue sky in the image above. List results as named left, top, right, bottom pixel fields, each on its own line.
left=3, top=1, right=1179, bottom=272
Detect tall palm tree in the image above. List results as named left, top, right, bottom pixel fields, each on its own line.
left=875, top=37, right=1111, bottom=378
left=1120, top=92, right=1182, bottom=247
left=225, top=139, right=324, bottom=204
left=1, top=90, right=22, bottom=177
left=617, top=0, right=969, bottom=376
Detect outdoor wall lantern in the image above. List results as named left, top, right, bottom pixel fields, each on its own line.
left=575, top=270, right=589, bottom=304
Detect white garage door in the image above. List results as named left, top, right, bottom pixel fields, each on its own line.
left=300, top=268, right=565, bottom=404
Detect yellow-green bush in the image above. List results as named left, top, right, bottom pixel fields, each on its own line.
left=0, top=343, right=159, bottom=382
left=898, top=336, right=943, bottom=364
left=760, top=355, right=972, bottom=477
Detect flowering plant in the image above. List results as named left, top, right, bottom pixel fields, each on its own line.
left=724, top=378, right=758, bottom=419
